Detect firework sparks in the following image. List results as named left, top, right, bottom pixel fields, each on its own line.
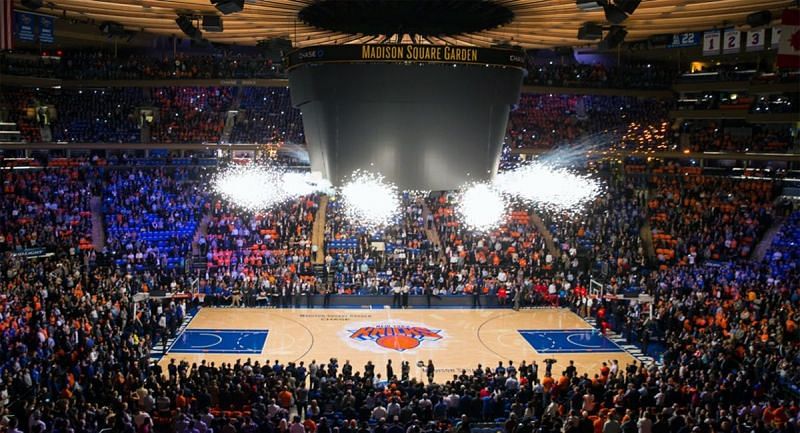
left=339, top=170, right=401, bottom=232
left=494, top=162, right=603, bottom=211
left=456, top=182, right=508, bottom=232
left=213, top=163, right=331, bottom=211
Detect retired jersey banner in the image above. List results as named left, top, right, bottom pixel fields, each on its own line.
left=722, top=28, right=741, bottom=54
left=746, top=29, right=765, bottom=52
left=771, top=27, right=782, bottom=49
left=703, top=30, right=721, bottom=56
left=667, top=32, right=701, bottom=48
left=777, top=9, right=800, bottom=68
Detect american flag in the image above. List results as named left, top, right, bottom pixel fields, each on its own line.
left=0, top=0, right=12, bottom=51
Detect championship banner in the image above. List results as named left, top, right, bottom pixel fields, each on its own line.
left=777, top=9, right=800, bottom=68
left=285, top=44, right=527, bottom=70
left=703, top=30, right=721, bottom=56
left=12, top=10, right=55, bottom=44
left=14, top=10, right=34, bottom=42
left=722, top=28, right=741, bottom=54
left=745, top=29, right=765, bottom=52
left=39, top=14, right=53, bottom=43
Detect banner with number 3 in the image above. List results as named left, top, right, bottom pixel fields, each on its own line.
left=746, top=29, right=765, bottom=51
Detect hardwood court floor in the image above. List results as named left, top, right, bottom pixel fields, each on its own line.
left=161, top=308, right=635, bottom=380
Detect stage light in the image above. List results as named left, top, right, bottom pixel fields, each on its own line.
left=603, top=3, right=628, bottom=25
left=747, top=10, right=772, bottom=28
left=578, top=22, right=603, bottom=40
left=211, top=0, right=244, bottom=15
left=591, top=0, right=639, bottom=24
left=202, top=15, right=223, bottom=32
left=21, top=0, right=42, bottom=10
left=599, top=26, right=627, bottom=49
left=175, top=15, right=201, bottom=39
left=616, top=0, right=640, bottom=15
left=99, top=21, right=126, bottom=37
left=575, top=0, right=604, bottom=11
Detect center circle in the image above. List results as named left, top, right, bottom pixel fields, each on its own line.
left=376, top=335, right=421, bottom=351
left=298, top=0, right=514, bottom=38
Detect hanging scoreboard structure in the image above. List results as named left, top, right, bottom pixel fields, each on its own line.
left=286, top=44, right=525, bottom=191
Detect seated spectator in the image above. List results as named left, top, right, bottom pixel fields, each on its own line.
left=103, top=167, right=208, bottom=272
left=229, top=87, right=305, bottom=145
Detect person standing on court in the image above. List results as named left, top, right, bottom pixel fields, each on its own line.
left=392, top=280, right=401, bottom=308
left=304, top=279, right=313, bottom=308
left=323, top=283, right=332, bottom=308
left=426, top=360, right=435, bottom=383
left=401, top=283, right=409, bottom=309
left=232, top=285, right=242, bottom=307
left=401, top=361, right=410, bottom=381
left=386, top=360, right=394, bottom=381
left=424, top=285, right=433, bottom=308
left=471, top=284, right=481, bottom=308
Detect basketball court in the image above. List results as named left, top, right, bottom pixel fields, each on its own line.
left=159, top=308, right=636, bottom=378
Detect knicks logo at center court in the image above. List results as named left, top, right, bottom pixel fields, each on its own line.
left=348, top=324, right=443, bottom=351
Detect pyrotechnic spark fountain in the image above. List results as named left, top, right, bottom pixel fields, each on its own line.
left=213, top=164, right=286, bottom=211
left=456, top=182, right=508, bottom=232
left=213, top=163, right=331, bottom=211
left=339, top=170, right=401, bottom=231
left=494, top=162, right=603, bottom=211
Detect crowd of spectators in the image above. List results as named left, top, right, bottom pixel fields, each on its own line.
left=3, top=81, right=796, bottom=157
left=50, top=89, right=147, bottom=144
left=751, top=94, right=799, bottom=115
left=198, top=195, right=319, bottom=306
left=675, top=122, right=795, bottom=153
left=1, top=85, right=310, bottom=147
left=545, top=176, right=647, bottom=287
left=427, top=192, right=566, bottom=307
left=322, top=194, right=437, bottom=296
left=646, top=168, right=775, bottom=266
left=0, top=168, right=95, bottom=254
left=102, top=168, right=209, bottom=272
left=504, top=95, right=670, bottom=150
left=229, top=87, right=305, bottom=145
left=150, top=87, right=235, bottom=144
left=1, top=50, right=283, bottom=80
left=524, top=63, right=674, bottom=89
left=0, top=159, right=798, bottom=433
left=0, top=88, right=44, bottom=143
left=0, top=165, right=193, bottom=433
left=764, top=210, right=800, bottom=279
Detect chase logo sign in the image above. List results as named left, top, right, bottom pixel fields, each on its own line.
left=297, top=48, right=324, bottom=60
left=344, top=322, right=443, bottom=352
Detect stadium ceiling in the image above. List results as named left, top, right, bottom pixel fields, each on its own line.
left=28, top=0, right=794, bottom=49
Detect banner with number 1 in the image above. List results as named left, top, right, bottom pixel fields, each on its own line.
left=703, top=30, right=721, bottom=56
